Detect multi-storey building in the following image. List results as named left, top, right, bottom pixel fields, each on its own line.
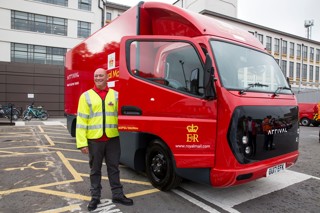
left=0, top=0, right=129, bottom=116
left=0, top=0, right=319, bottom=116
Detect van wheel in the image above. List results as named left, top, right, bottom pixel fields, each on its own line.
left=300, top=118, right=311, bottom=126
left=145, top=140, right=182, bottom=191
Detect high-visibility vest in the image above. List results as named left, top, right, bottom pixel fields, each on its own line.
left=76, top=88, right=119, bottom=148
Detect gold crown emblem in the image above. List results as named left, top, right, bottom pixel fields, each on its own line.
left=187, top=124, right=198, bottom=133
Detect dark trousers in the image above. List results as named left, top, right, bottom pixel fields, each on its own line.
left=88, top=137, right=123, bottom=199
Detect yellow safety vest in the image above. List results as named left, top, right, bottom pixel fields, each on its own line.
left=76, top=88, right=119, bottom=148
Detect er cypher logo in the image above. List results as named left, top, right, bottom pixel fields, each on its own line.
left=186, top=124, right=199, bottom=142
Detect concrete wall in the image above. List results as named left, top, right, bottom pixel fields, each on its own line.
left=0, top=62, right=64, bottom=117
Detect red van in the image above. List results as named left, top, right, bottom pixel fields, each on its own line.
left=65, top=2, right=299, bottom=190
left=298, top=103, right=319, bottom=126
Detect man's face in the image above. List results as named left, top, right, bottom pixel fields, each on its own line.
left=94, top=68, right=108, bottom=89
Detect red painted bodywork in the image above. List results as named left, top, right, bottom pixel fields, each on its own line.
left=298, top=102, right=318, bottom=121
left=65, top=2, right=299, bottom=187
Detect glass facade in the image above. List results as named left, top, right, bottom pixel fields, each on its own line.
left=11, top=43, right=67, bottom=65
left=11, top=10, right=67, bottom=36
left=34, top=0, right=68, bottom=6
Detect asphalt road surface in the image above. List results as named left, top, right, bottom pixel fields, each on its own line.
left=0, top=120, right=319, bottom=213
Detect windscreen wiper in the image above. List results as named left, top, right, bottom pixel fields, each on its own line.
left=272, top=86, right=292, bottom=97
left=239, top=82, right=269, bottom=95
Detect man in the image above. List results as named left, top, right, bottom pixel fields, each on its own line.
left=76, top=68, right=133, bottom=211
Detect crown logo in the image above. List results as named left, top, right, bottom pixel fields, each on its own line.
left=187, top=124, right=198, bottom=133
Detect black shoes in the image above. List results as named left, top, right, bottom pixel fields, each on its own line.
left=88, top=198, right=100, bottom=211
left=112, top=195, right=134, bottom=206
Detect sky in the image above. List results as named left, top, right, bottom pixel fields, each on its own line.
left=108, top=0, right=320, bottom=42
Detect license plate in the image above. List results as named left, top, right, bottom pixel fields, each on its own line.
left=266, top=163, right=286, bottom=177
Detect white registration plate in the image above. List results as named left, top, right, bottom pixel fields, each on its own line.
left=266, top=163, right=286, bottom=177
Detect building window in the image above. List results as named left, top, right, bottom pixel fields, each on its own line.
left=302, top=64, right=307, bottom=80
left=296, top=63, right=301, bottom=80
left=78, top=21, right=91, bottom=38
left=11, top=43, right=66, bottom=65
left=289, top=42, right=294, bottom=58
left=289, top=62, right=294, bottom=78
left=34, top=0, right=68, bottom=6
left=274, top=38, right=280, bottom=54
left=266, top=36, right=272, bottom=51
left=309, top=65, right=314, bottom=82
left=310, top=47, right=314, bottom=62
left=258, top=34, right=263, bottom=44
left=316, top=49, right=320, bottom=63
left=297, top=44, right=301, bottom=59
left=281, top=60, right=287, bottom=76
left=11, top=10, right=67, bottom=36
left=282, top=40, right=287, bottom=55
left=78, top=0, right=91, bottom=11
left=316, top=66, right=319, bottom=82
left=106, top=12, right=112, bottom=21
left=303, top=45, right=308, bottom=60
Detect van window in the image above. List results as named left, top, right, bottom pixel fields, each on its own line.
left=129, top=40, right=204, bottom=96
left=211, top=40, right=292, bottom=95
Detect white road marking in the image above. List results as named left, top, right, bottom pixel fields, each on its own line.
left=42, top=121, right=64, bottom=125
left=13, top=121, right=64, bottom=126
left=14, top=121, right=25, bottom=126
left=175, top=170, right=314, bottom=213
left=172, top=189, right=221, bottom=213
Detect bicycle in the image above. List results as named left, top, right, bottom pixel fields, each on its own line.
left=22, top=102, right=49, bottom=121
left=0, top=103, right=20, bottom=121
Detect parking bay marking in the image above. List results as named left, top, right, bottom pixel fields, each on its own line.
left=4, top=160, right=54, bottom=171
left=173, top=170, right=314, bottom=213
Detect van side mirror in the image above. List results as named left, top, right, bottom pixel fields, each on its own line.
left=203, top=53, right=215, bottom=100
left=286, top=77, right=291, bottom=88
left=190, top=68, right=199, bottom=95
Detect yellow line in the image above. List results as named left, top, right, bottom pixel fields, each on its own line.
left=0, top=145, right=51, bottom=150
left=52, top=141, right=75, bottom=145
left=45, top=136, right=73, bottom=140
left=37, top=204, right=81, bottom=213
left=0, top=134, right=34, bottom=138
left=0, top=179, right=79, bottom=195
left=38, top=125, right=44, bottom=133
left=0, top=151, right=55, bottom=157
left=0, top=152, right=82, bottom=195
left=44, top=134, right=55, bottom=146
left=29, top=188, right=90, bottom=201
left=0, top=150, right=16, bottom=154
left=67, top=158, right=88, bottom=163
left=126, top=188, right=159, bottom=198
left=56, top=151, right=82, bottom=181
left=0, top=145, right=78, bottom=153
left=47, top=147, right=79, bottom=152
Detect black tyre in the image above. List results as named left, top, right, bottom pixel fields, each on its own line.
left=39, top=112, right=49, bottom=120
left=300, top=117, right=310, bottom=126
left=145, top=140, right=182, bottom=191
left=23, top=110, right=32, bottom=121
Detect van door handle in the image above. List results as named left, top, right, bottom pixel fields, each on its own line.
left=121, top=106, right=142, bottom=115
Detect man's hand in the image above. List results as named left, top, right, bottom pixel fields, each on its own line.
left=80, top=146, right=89, bottom=154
